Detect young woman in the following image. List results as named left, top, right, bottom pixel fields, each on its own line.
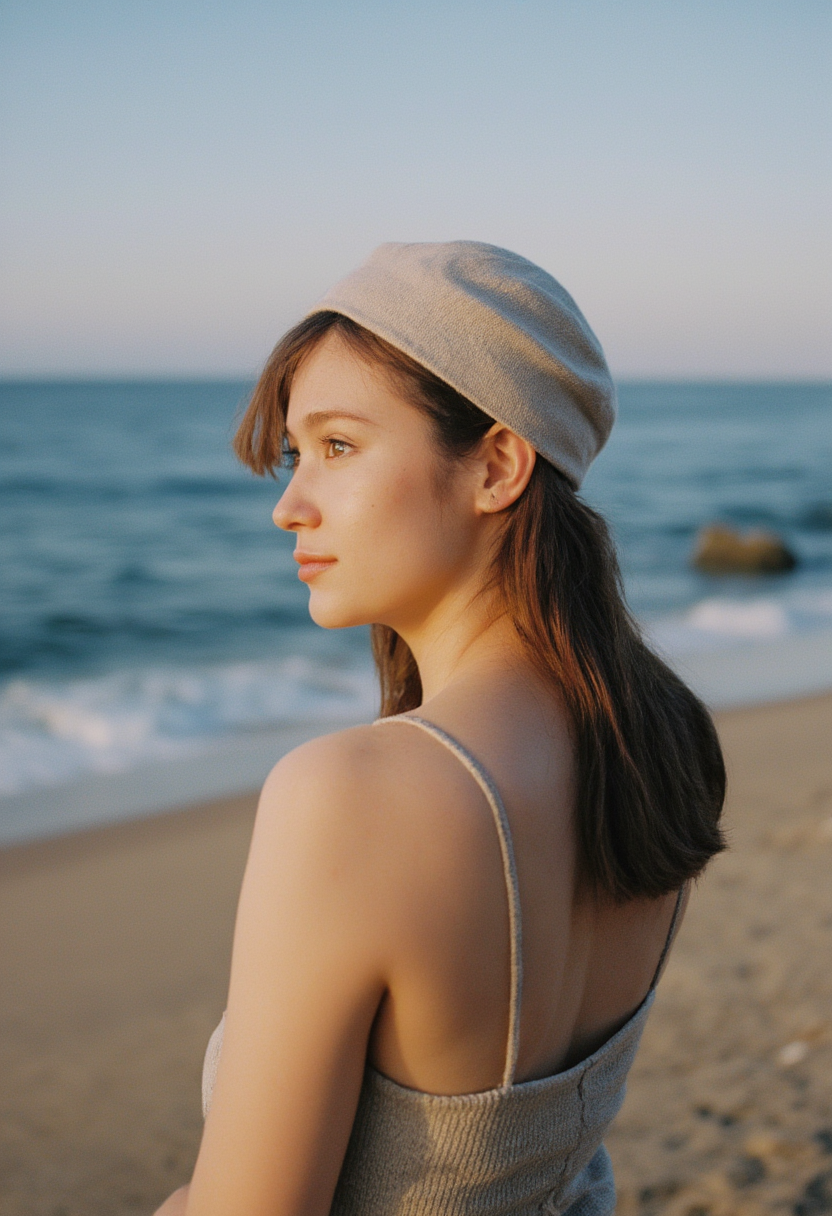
left=155, top=242, right=725, bottom=1216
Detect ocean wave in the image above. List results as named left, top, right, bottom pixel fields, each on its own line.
left=645, top=588, right=832, bottom=656
left=0, top=655, right=379, bottom=798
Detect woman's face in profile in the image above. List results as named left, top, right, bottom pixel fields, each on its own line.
left=274, top=332, right=483, bottom=632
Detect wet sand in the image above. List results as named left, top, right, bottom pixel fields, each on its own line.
left=1, top=694, right=830, bottom=1214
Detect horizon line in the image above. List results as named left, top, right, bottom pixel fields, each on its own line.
left=1, top=373, right=830, bottom=387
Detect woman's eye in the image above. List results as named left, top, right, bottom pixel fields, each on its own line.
left=325, top=439, right=350, bottom=458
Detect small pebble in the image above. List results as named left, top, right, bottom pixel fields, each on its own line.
left=728, top=1155, right=766, bottom=1187
left=794, top=1169, right=832, bottom=1216
left=778, top=1040, right=809, bottom=1067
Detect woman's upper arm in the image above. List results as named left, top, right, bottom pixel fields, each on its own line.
left=186, top=728, right=395, bottom=1216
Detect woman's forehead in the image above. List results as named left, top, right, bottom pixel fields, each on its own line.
left=286, top=338, right=419, bottom=433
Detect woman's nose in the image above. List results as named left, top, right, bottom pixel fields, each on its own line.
left=272, top=477, right=322, bottom=532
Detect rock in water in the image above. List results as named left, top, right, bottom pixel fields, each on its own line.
left=691, top=524, right=798, bottom=574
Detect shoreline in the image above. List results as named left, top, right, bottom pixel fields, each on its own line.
left=0, top=717, right=356, bottom=849
left=1, top=690, right=831, bottom=1213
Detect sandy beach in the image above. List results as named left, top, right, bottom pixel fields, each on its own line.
left=1, top=694, right=830, bottom=1215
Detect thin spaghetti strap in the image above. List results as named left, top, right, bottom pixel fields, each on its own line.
left=648, top=882, right=687, bottom=992
left=374, top=714, right=523, bottom=1089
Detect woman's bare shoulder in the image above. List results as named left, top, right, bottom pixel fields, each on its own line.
left=260, top=718, right=470, bottom=810
left=187, top=723, right=444, bottom=1215
left=253, top=718, right=500, bottom=894
left=260, top=722, right=383, bottom=797
left=257, top=722, right=416, bottom=825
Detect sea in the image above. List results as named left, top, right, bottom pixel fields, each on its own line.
left=1, top=380, right=831, bottom=844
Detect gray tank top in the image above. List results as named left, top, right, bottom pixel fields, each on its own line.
left=202, top=714, right=684, bottom=1216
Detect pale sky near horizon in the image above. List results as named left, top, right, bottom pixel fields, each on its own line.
left=2, top=1, right=830, bottom=378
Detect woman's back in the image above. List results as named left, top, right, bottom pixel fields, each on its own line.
left=361, top=657, right=685, bottom=1096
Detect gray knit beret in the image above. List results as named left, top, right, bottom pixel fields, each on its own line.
left=308, top=241, right=616, bottom=488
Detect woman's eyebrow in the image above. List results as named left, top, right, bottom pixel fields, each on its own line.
left=294, top=409, right=379, bottom=433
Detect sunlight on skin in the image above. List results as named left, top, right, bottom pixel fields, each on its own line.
left=153, top=336, right=682, bottom=1216
left=273, top=332, right=537, bottom=694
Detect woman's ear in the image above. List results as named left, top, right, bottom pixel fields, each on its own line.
left=473, top=424, right=537, bottom=514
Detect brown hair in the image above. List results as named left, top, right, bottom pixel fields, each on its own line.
left=235, top=311, right=726, bottom=901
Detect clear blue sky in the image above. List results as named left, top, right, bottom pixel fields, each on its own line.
left=2, top=1, right=830, bottom=377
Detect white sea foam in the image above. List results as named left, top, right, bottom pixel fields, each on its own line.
left=645, top=588, right=832, bottom=656
left=0, top=656, right=378, bottom=798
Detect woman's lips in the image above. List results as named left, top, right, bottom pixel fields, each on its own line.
left=294, top=552, right=337, bottom=583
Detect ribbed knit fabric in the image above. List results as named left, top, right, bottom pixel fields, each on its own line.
left=328, top=1010, right=649, bottom=1216
left=202, top=715, right=683, bottom=1215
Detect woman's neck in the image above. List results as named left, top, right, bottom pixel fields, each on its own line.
left=397, top=593, right=530, bottom=705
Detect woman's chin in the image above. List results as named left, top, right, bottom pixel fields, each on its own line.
left=306, top=595, right=369, bottom=631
